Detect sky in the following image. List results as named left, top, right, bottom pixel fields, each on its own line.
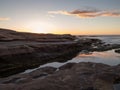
left=0, top=0, right=120, bottom=35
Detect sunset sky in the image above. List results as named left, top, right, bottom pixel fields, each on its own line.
left=0, top=0, right=120, bottom=35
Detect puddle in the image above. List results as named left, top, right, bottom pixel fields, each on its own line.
left=113, top=84, right=120, bottom=90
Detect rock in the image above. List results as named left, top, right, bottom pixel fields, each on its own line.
left=0, top=84, right=15, bottom=90
left=0, top=62, right=120, bottom=90
left=59, top=63, right=76, bottom=70
left=80, top=50, right=92, bottom=54
left=1, top=29, right=119, bottom=77
left=115, top=49, right=120, bottom=54
left=0, top=28, right=75, bottom=41
left=29, top=67, right=57, bottom=78
left=0, top=42, right=79, bottom=77
left=77, top=37, right=120, bottom=52
left=1, top=29, right=120, bottom=90
left=0, top=67, right=57, bottom=84
left=94, top=79, right=113, bottom=90
left=0, top=28, right=79, bottom=77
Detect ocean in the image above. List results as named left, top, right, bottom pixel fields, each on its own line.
left=84, top=35, right=120, bottom=44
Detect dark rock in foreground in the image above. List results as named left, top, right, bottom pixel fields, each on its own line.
left=0, top=62, right=120, bottom=90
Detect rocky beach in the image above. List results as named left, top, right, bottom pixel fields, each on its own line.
left=0, top=29, right=120, bottom=90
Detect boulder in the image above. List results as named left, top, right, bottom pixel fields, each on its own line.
left=115, top=49, right=120, bottom=54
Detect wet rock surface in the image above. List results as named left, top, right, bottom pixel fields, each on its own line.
left=0, top=62, right=120, bottom=90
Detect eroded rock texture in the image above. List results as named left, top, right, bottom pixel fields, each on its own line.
left=0, top=62, right=120, bottom=90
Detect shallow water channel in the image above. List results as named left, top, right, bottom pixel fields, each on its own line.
left=23, top=49, right=120, bottom=74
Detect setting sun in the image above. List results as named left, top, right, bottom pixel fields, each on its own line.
left=0, top=0, right=120, bottom=35
left=25, top=21, right=55, bottom=33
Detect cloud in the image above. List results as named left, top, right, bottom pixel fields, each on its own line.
left=49, top=9, right=120, bottom=18
left=0, top=17, right=10, bottom=21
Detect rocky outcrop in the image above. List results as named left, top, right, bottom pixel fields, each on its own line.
left=0, top=29, right=120, bottom=90
left=0, top=43, right=79, bottom=77
left=0, top=29, right=120, bottom=77
left=0, top=28, right=75, bottom=42
left=0, top=62, right=120, bottom=90
left=77, top=38, right=120, bottom=52
left=0, top=28, right=79, bottom=77
left=115, top=49, right=120, bottom=54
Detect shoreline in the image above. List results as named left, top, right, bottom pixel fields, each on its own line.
left=0, top=29, right=120, bottom=77
left=0, top=29, right=120, bottom=90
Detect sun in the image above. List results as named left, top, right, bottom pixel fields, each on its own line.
left=31, top=26, right=48, bottom=33
left=26, top=21, right=55, bottom=33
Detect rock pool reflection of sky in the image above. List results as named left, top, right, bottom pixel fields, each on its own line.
left=23, top=49, right=120, bottom=74
left=71, top=50, right=120, bottom=66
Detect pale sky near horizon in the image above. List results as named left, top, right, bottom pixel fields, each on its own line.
left=0, top=0, right=120, bottom=35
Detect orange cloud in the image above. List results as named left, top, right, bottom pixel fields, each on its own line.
left=0, top=17, right=10, bottom=21
left=49, top=9, right=120, bottom=18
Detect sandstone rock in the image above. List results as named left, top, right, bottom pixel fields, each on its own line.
left=0, top=28, right=75, bottom=42
left=0, top=29, right=120, bottom=90
left=0, top=62, right=120, bottom=90
left=0, top=29, right=79, bottom=77
left=59, top=63, right=76, bottom=70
